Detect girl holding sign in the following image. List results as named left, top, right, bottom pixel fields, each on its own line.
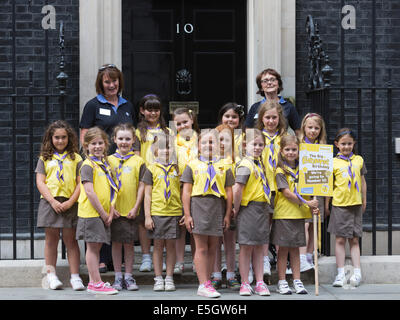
left=271, top=135, right=319, bottom=294
left=326, top=128, right=367, bottom=287
left=298, top=113, right=327, bottom=272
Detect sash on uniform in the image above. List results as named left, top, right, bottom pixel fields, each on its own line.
left=53, top=151, right=68, bottom=184
left=113, top=149, right=135, bottom=189
left=263, top=130, right=279, bottom=169
left=337, top=152, right=360, bottom=192
left=89, top=155, right=119, bottom=206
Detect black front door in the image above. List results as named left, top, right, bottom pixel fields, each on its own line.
left=122, top=0, right=247, bottom=128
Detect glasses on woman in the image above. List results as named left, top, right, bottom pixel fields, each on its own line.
left=261, top=77, right=277, bottom=84
left=98, top=64, right=117, bottom=72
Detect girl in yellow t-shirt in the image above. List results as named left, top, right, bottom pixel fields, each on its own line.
left=181, top=129, right=234, bottom=298
left=172, top=107, right=198, bottom=275
left=77, top=127, right=118, bottom=295
left=256, top=99, right=288, bottom=277
left=211, top=124, right=241, bottom=291
left=271, top=135, right=319, bottom=295
left=298, top=113, right=327, bottom=272
left=136, top=94, right=171, bottom=271
left=108, top=123, right=146, bottom=291
left=143, top=133, right=182, bottom=292
left=326, top=128, right=367, bottom=288
left=233, top=128, right=272, bottom=296
left=35, top=120, right=83, bottom=291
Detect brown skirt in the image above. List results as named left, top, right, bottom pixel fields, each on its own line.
left=76, top=217, right=111, bottom=244
left=236, top=201, right=270, bottom=245
left=327, top=205, right=363, bottom=238
left=270, top=219, right=306, bottom=247
left=111, top=216, right=138, bottom=243
left=147, top=215, right=181, bottom=240
left=191, top=195, right=225, bottom=237
left=37, top=197, right=78, bottom=229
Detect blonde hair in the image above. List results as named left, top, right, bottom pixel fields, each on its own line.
left=82, top=127, right=110, bottom=159
left=299, top=113, right=327, bottom=144
left=215, top=124, right=235, bottom=162
left=198, top=128, right=220, bottom=159
left=256, top=100, right=287, bottom=136
left=151, top=133, right=179, bottom=172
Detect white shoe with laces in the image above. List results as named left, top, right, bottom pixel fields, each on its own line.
left=350, top=274, right=362, bottom=287
left=293, top=279, right=308, bottom=294
left=277, top=280, right=292, bottom=295
left=70, top=277, right=85, bottom=291
left=332, top=273, right=346, bottom=287
left=47, top=274, right=63, bottom=290
left=153, top=277, right=164, bottom=291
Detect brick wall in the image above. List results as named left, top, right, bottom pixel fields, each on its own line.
left=0, top=0, right=79, bottom=236
left=296, top=0, right=400, bottom=227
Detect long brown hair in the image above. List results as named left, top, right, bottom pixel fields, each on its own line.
left=277, top=135, right=300, bottom=175
left=40, top=120, right=79, bottom=161
left=137, top=94, right=169, bottom=142
left=256, top=100, right=287, bottom=136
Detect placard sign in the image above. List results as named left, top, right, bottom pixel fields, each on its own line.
left=298, top=143, right=333, bottom=197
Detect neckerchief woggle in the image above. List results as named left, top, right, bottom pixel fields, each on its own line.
left=337, top=152, right=360, bottom=192
left=53, top=151, right=68, bottom=184
left=89, top=155, right=119, bottom=206
left=283, top=161, right=308, bottom=205
left=113, top=149, right=136, bottom=190
left=199, top=156, right=220, bottom=195
left=262, top=130, right=279, bottom=169
left=155, top=161, right=175, bottom=203
left=250, top=156, right=271, bottom=202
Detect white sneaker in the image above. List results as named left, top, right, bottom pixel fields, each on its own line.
left=164, top=278, right=176, bottom=291
left=248, top=264, right=254, bottom=284
left=47, top=274, right=63, bottom=290
left=153, top=277, right=164, bottom=291
left=300, top=255, right=314, bottom=272
left=139, top=257, right=152, bottom=272
left=70, top=277, right=85, bottom=291
left=263, top=258, right=271, bottom=276
left=197, top=281, right=221, bottom=298
left=277, top=280, right=292, bottom=295
left=332, top=273, right=346, bottom=287
left=350, top=274, right=362, bottom=287
left=174, top=262, right=184, bottom=275
left=293, top=279, right=308, bottom=294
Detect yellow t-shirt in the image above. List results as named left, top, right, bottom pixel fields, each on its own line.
left=235, top=157, right=271, bottom=206
left=136, top=127, right=172, bottom=166
left=175, top=132, right=198, bottom=175
left=273, top=166, right=311, bottom=219
left=38, top=152, right=82, bottom=198
left=332, top=155, right=365, bottom=207
left=184, top=158, right=232, bottom=198
left=108, top=153, right=146, bottom=216
left=144, top=163, right=182, bottom=216
left=78, top=159, right=113, bottom=218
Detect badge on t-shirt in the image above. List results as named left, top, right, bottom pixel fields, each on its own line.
left=99, top=108, right=111, bottom=116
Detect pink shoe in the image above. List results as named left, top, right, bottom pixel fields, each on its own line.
left=239, top=282, right=253, bottom=296
left=197, top=280, right=221, bottom=298
left=87, top=281, right=118, bottom=295
left=255, top=281, right=270, bottom=296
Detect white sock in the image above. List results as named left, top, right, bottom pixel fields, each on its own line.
left=226, top=272, right=236, bottom=280
left=125, top=272, right=132, bottom=279
left=353, top=268, right=362, bottom=278
left=212, top=272, right=222, bottom=280
left=154, top=275, right=163, bottom=281
left=115, top=272, right=123, bottom=279
left=142, top=253, right=151, bottom=260
left=165, top=275, right=173, bottom=282
left=70, top=274, right=80, bottom=280
left=337, top=267, right=345, bottom=276
left=47, top=272, right=57, bottom=279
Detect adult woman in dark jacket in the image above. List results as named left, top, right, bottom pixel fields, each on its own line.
left=245, top=68, right=301, bottom=135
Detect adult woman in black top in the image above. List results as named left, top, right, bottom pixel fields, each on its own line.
left=79, top=64, right=138, bottom=153
left=244, top=68, right=301, bottom=135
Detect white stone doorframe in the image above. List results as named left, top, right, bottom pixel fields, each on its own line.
left=79, top=0, right=295, bottom=116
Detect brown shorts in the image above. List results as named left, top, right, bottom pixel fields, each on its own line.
left=37, top=197, right=78, bottom=229
left=147, top=215, right=181, bottom=240
left=111, top=216, right=138, bottom=243
left=270, top=219, right=306, bottom=247
left=327, top=205, right=363, bottom=238
left=76, top=217, right=111, bottom=244
left=236, top=201, right=270, bottom=245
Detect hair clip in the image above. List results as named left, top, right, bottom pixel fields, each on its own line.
left=235, top=105, right=245, bottom=117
